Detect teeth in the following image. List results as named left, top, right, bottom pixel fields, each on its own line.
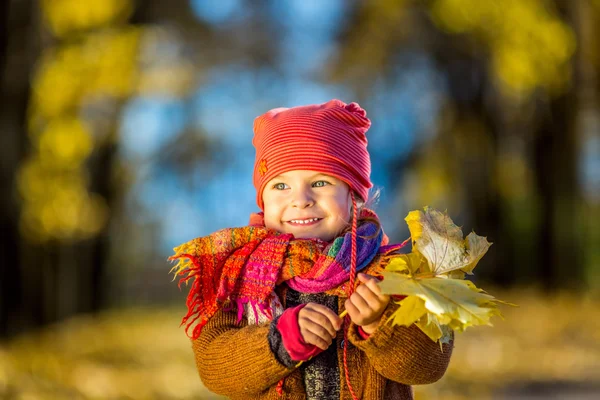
left=290, top=218, right=319, bottom=224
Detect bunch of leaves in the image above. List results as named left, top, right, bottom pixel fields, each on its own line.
left=379, top=207, right=512, bottom=343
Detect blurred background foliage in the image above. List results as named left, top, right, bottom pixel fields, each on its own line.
left=1, top=0, right=599, bottom=399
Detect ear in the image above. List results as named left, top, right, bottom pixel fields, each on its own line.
left=353, top=191, right=365, bottom=208
left=349, top=191, right=364, bottom=214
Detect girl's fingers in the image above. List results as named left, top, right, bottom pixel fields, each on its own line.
left=349, top=290, right=372, bottom=313
left=345, top=275, right=391, bottom=327
left=299, top=312, right=336, bottom=350
left=300, top=328, right=332, bottom=350
left=303, top=303, right=342, bottom=331
left=299, top=304, right=342, bottom=337
left=344, top=294, right=380, bottom=326
left=343, top=297, right=360, bottom=320
left=355, top=284, right=387, bottom=312
left=299, top=313, right=336, bottom=338
left=357, top=273, right=389, bottom=301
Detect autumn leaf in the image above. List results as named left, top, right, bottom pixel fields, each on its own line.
left=384, top=252, right=428, bottom=275
left=463, top=232, right=491, bottom=274
left=388, top=295, right=428, bottom=327
left=380, top=207, right=512, bottom=343
left=405, top=207, right=492, bottom=275
left=381, top=272, right=502, bottom=328
left=416, top=313, right=447, bottom=344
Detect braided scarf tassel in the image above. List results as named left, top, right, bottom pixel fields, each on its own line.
left=343, top=192, right=359, bottom=400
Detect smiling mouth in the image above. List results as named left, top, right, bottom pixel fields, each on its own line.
left=286, top=218, right=323, bottom=226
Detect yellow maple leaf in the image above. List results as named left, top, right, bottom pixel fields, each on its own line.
left=405, top=207, right=491, bottom=275
left=388, top=295, right=428, bottom=327
left=384, top=252, right=429, bottom=275
left=418, top=314, right=453, bottom=347
left=379, top=207, right=513, bottom=343
left=380, top=272, right=502, bottom=329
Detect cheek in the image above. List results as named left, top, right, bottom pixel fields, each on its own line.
left=262, top=202, right=283, bottom=229
left=263, top=206, right=274, bottom=221
left=331, top=193, right=352, bottom=222
left=264, top=217, right=276, bottom=230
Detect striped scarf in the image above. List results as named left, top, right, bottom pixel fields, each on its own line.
left=169, top=209, right=399, bottom=340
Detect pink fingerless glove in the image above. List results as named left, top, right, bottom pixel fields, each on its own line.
left=357, top=326, right=371, bottom=340
left=276, top=304, right=324, bottom=362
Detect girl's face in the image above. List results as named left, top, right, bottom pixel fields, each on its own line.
left=262, top=170, right=352, bottom=242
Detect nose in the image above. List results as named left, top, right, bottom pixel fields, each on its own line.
left=290, top=187, right=314, bottom=208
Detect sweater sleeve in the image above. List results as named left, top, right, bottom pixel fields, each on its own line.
left=347, top=303, right=454, bottom=385
left=191, top=307, right=296, bottom=397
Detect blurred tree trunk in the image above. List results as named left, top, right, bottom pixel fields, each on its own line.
left=85, top=133, right=120, bottom=313
left=0, top=0, right=14, bottom=336
left=426, top=24, right=512, bottom=286
left=533, top=96, right=580, bottom=289
left=0, top=0, right=7, bottom=71
left=0, top=0, right=37, bottom=337
left=532, top=0, right=585, bottom=290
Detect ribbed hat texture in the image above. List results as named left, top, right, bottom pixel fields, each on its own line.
left=252, top=99, right=373, bottom=209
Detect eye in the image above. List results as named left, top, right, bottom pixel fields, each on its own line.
left=312, top=180, right=330, bottom=188
left=273, top=182, right=289, bottom=190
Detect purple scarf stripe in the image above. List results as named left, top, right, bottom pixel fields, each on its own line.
left=286, top=223, right=383, bottom=293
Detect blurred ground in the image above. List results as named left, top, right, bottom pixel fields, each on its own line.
left=1, top=289, right=599, bottom=400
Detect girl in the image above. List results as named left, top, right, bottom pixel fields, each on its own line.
left=170, top=99, right=453, bottom=400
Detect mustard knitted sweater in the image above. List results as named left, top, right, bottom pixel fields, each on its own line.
left=191, top=288, right=453, bottom=400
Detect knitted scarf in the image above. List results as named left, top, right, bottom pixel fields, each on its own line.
left=169, top=209, right=402, bottom=340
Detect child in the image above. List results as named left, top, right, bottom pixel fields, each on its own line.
left=170, top=99, right=453, bottom=400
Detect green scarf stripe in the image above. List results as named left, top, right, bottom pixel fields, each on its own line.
left=231, top=229, right=236, bottom=248
left=287, top=246, right=294, bottom=276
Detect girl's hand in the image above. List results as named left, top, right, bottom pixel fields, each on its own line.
left=298, top=303, right=343, bottom=350
left=344, top=273, right=390, bottom=334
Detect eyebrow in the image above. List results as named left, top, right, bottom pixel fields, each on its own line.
left=271, top=173, right=331, bottom=181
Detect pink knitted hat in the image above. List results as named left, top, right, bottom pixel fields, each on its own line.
left=252, top=99, right=372, bottom=210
